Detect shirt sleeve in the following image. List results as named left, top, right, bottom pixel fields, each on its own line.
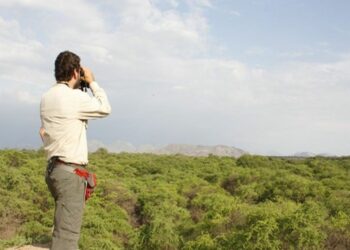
left=76, top=81, right=112, bottom=120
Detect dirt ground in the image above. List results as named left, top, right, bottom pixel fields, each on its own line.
left=6, top=245, right=49, bottom=250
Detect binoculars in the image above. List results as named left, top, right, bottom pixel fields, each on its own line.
left=79, top=68, right=89, bottom=92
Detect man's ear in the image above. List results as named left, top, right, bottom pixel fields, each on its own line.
left=73, top=68, right=79, bottom=79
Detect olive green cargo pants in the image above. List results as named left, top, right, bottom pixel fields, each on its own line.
left=45, top=163, right=86, bottom=250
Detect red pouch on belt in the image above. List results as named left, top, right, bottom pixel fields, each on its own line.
left=74, top=168, right=97, bottom=201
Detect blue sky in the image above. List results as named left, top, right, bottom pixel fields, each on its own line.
left=0, top=0, right=349, bottom=155
left=209, top=1, right=350, bottom=65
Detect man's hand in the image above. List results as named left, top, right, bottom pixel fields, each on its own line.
left=81, top=67, right=95, bottom=84
left=39, top=127, right=46, bottom=143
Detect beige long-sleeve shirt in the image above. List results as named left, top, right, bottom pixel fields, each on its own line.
left=40, top=81, right=111, bottom=165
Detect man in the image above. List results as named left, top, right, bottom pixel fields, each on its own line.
left=39, top=50, right=111, bottom=249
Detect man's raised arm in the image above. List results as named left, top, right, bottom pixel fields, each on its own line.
left=76, top=67, right=111, bottom=120
left=76, top=81, right=111, bottom=120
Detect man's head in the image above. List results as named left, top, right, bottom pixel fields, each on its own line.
left=55, top=51, right=81, bottom=88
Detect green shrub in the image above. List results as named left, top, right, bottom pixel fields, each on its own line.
left=0, top=149, right=349, bottom=249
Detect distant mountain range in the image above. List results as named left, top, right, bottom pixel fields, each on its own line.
left=88, top=140, right=248, bottom=157
left=155, top=144, right=248, bottom=157
left=292, top=152, right=338, bottom=157
left=87, top=140, right=341, bottom=158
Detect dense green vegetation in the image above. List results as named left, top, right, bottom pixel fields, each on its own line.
left=0, top=148, right=349, bottom=249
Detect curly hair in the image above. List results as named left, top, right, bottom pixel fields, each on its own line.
left=54, top=51, right=81, bottom=81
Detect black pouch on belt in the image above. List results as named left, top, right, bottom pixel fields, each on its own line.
left=47, top=156, right=59, bottom=176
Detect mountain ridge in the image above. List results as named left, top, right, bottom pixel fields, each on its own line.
left=88, top=140, right=248, bottom=157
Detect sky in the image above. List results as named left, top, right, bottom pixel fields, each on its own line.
left=0, top=0, right=350, bottom=156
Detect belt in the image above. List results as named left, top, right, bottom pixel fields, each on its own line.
left=56, top=158, right=87, bottom=168
left=55, top=159, right=90, bottom=179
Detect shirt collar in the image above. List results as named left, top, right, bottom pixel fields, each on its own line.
left=56, top=81, right=70, bottom=88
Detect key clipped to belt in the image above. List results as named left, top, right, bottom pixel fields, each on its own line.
left=47, top=156, right=59, bottom=176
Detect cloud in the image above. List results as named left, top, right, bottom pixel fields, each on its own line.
left=0, top=17, right=43, bottom=64
left=0, top=0, right=349, bottom=155
left=0, top=16, right=50, bottom=104
left=228, top=10, right=241, bottom=17
left=0, top=0, right=106, bottom=30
